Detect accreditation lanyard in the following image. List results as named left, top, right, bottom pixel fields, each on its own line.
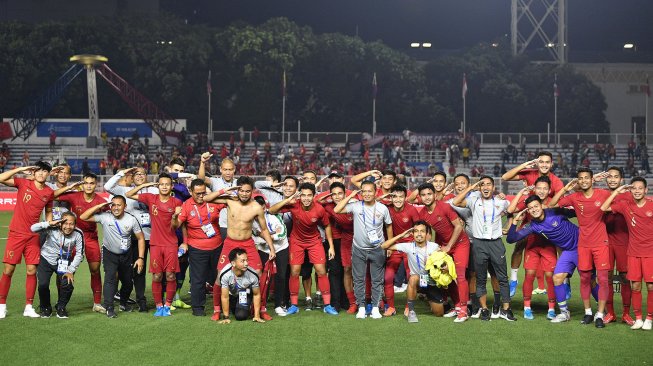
left=59, top=234, right=72, bottom=261
left=414, top=243, right=426, bottom=272
left=361, top=201, right=377, bottom=228
left=114, top=220, right=124, bottom=237
left=482, top=197, right=496, bottom=225
left=194, top=204, right=211, bottom=225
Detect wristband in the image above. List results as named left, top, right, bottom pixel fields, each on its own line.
left=138, top=257, right=145, bottom=260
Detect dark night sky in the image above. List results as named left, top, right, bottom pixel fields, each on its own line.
left=165, top=0, right=653, bottom=60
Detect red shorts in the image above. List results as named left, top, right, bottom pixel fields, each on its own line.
left=341, top=237, right=353, bottom=267
left=524, top=245, right=557, bottom=272
left=289, top=239, right=326, bottom=266
left=218, top=237, right=262, bottom=271
left=84, top=232, right=101, bottom=263
left=609, top=244, right=628, bottom=272
left=578, top=245, right=610, bottom=272
left=3, top=230, right=40, bottom=265
left=626, top=256, right=653, bottom=282
left=149, top=245, right=179, bottom=273
left=449, top=241, right=470, bottom=270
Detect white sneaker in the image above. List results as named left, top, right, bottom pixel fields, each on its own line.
left=550, top=310, right=571, bottom=323
left=443, top=308, right=459, bottom=318
left=470, top=308, right=482, bottom=319
left=394, top=284, right=408, bottom=293
left=0, top=304, right=6, bottom=319
left=453, top=314, right=469, bottom=323
left=356, top=307, right=367, bottom=319
left=274, top=306, right=288, bottom=317
left=93, top=304, right=107, bottom=313
left=642, top=319, right=652, bottom=331
left=631, top=319, right=644, bottom=330
left=370, top=306, right=382, bottom=319
left=23, top=305, right=40, bottom=318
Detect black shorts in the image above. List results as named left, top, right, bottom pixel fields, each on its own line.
left=418, top=285, right=444, bottom=303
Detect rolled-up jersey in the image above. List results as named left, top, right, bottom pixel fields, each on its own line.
left=506, top=208, right=578, bottom=251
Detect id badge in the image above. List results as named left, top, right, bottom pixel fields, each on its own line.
left=366, top=229, right=381, bottom=245
left=139, top=213, right=151, bottom=227
left=57, top=258, right=69, bottom=274
left=419, top=274, right=429, bottom=288
left=201, top=223, right=216, bottom=238
left=482, top=224, right=489, bottom=234
left=119, top=238, right=130, bottom=253
left=52, top=207, right=63, bottom=221
left=238, top=290, right=248, bottom=305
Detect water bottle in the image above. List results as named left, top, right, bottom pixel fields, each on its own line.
left=177, top=248, right=186, bottom=257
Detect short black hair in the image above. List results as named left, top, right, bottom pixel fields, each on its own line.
left=390, top=184, right=407, bottom=196
left=236, top=175, right=254, bottom=188
left=607, top=166, right=624, bottom=178
left=83, top=172, right=97, bottom=181
left=418, top=183, right=435, bottom=193
left=111, top=195, right=127, bottom=204
left=525, top=195, right=542, bottom=206
left=61, top=211, right=77, bottom=221
left=299, top=182, right=316, bottom=195
left=284, top=175, right=299, bottom=187
left=169, top=158, right=185, bottom=167
left=302, top=170, right=317, bottom=178
left=158, top=172, right=173, bottom=182
left=35, top=161, right=52, bottom=172
left=577, top=167, right=593, bottom=177
left=478, top=175, right=494, bottom=185
left=190, top=178, right=206, bottom=191
left=534, top=176, right=551, bottom=187
left=631, top=176, right=647, bottom=186
left=229, top=248, right=247, bottom=262
left=432, top=171, right=447, bottom=181
left=538, top=151, right=553, bottom=161
left=265, top=169, right=282, bottom=183
left=413, top=220, right=432, bottom=235
left=453, top=173, right=470, bottom=183
left=329, top=182, right=346, bottom=192
left=360, top=180, right=377, bottom=190
left=382, top=169, right=397, bottom=179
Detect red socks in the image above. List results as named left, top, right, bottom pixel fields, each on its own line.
left=579, top=270, right=592, bottom=301
left=346, top=291, right=356, bottom=306
left=0, top=273, right=13, bottom=305
left=289, top=275, right=300, bottom=305
left=152, top=281, right=163, bottom=306
left=317, top=274, right=331, bottom=305
left=596, top=270, right=609, bottom=301
left=25, top=274, right=36, bottom=305
left=632, top=290, right=643, bottom=319
left=212, top=284, right=221, bottom=308
left=165, top=279, right=176, bottom=306
left=621, top=281, right=632, bottom=314
left=546, top=275, right=556, bottom=309
left=91, top=272, right=102, bottom=304
left=536, top=269, right=545, bottom=290
left=523, top=272, right=535, bottom=308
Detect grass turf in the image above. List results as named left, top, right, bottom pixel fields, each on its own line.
left=0, top=212, right=649, bottom=365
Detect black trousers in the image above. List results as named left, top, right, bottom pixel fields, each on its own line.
left=130, top=239, right=149, bottom=305
left=188, top=245, right=221, bottom=311
left=472, top=238, right=510, bottom=303
left=327, top=239, right=344, bottom=311
left=103, top=247, right=134, bottom=310
left=259, top=248, right=289, bottom=309
left=37, top=256, right=74, bottom=310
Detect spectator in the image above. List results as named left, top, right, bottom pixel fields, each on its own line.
left=49, top=129, right=57, bottom=151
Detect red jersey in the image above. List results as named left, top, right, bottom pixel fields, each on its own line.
left=280, top=201, right=329, bottom=245
left=139, top=193, right=183, bottom=248
left=610, top=198, right=653, bottom=257
left=605, top=192, right=629, bottom=247
left=558, top=189, right=610, bottom=248
left=323, top=203, right=354, bottom=243
left=518, top=169, right=564, bottom=197
left=418, top=202, right=469, bottom=248
left=387, top=203, right=420, bottom=242
left=58, top=191, right=107, bottom=236
left=10, top=178, right=54, bottom=233
left=178, top=199, right=224, bottom=250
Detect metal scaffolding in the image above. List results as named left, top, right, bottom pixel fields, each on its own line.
left=511, top=0, right=567, bottom=64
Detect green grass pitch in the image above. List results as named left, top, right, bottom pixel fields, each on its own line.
left=0, top=212, right=649, bottom=365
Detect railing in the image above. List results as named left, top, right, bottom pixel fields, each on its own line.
left=211, top=130, right=643, bottom=146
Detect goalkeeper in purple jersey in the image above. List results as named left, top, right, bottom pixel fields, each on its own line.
left=506, top=195, right=579, bottom=323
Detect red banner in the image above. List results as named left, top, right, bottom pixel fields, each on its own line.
left=0, top=192, right=111, bottom=211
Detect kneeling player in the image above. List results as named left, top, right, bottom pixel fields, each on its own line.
left=217, top=249, right=265, bottom=324
left=32, top=212, right=84, bottom=318
left=382, top=221, right=444, bottom=323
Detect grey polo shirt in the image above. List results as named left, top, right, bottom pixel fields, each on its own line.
left=465, top=191, right=509, bottom=240
left=344, top=201, right=392, bottom=250
left=94, top=212, right=142, bottom=254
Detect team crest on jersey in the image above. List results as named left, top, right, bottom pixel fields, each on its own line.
left=552, top=220, right=558, bottom=227
left=594, top=201, right=601, bottom=207
left=402, top=217, right=409, bottom=223
left=311, top=217, right=318, bottom=222
left=647, top=211, right=653, bottom=217
left=167, top=208, right=172, bottom=212
left=190, top=210, right=196, bottom=217
left=41, top=196, right=47, bottom=202
left=437, top=216, right=442, bottom=221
